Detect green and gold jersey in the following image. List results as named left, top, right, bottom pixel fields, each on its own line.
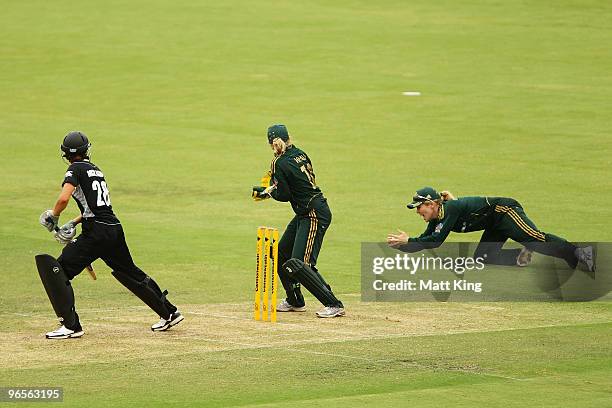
left=408, top=196, right=520, bottom=244
left=270, top=145, right=324, bottom=215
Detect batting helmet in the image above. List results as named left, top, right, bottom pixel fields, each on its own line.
left=61, top=131, right=91, bottom=158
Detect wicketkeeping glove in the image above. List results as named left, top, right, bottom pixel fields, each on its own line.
left=54, top=221, right=77, bottom=244
left=260, top=170, right=271, bottom=188
left=39, top=210, right=59, bottom=232
left=252, top=185, right=276, bottom=201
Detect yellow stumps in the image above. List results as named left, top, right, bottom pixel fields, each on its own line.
left=262, top=228, right=272, bottom=321
left=254, top=226, right=279, bottom=322
left=270, top=228, right=279, bottom=323
left=254, top=226, right=265, bottom=320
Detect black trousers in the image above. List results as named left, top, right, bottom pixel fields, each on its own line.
left=58, top=221, right=177, bottom=323
left=58, top=221, right=146, bottom=281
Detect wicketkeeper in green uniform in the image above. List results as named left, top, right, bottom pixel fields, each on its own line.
left=252, top=124, right=345, bottom=318
left=387, top=187, right=595, bottom=271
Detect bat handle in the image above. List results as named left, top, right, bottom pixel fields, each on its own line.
left=85, top=264, right=97, bottom=280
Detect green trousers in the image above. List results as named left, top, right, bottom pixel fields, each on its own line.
left=474, top=203, right=578, bottom=268
left=277, top=199, right=336, bottom=307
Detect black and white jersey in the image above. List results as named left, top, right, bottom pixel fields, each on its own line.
left=62, top=160, right=120, bottom=224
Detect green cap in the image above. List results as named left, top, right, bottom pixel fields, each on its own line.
left=267, top=124, right=289, bottom=144
left=407, top=187, right=440, bottom=209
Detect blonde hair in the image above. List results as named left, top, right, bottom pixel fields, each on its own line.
left=440, top=191, right=455, bottom=201
left=426, top=191, right=455, bottom=206
left=272, top=137, right=292, bottom=156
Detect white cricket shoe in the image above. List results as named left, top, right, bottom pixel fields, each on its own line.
left=276, top=299, right=306, bottom=312
left=151, top=311, right=184, bottom=332
left=316, top=306, right=345, bottom=318
left=516, top=248, right=533, bottom=267
left=575, top=246, right=596, bottom=272
left=46, top=325, right=84, bottom=340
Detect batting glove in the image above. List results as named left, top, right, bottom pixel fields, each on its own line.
left=39, top=210, right=59, bottom=232
left=54, top=221, right=77, bottom=244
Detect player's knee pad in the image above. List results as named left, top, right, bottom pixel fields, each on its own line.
left=282, top=258, right=306, bottom=277
left=282, top=258, right=328, bottom=285
left=35, top=254, right=78, bottom=328
left=282, top=258, right=340, bottom=307
left=111, top=271, right=171, bottom=319
left=276, top=258, right=304, bottom=304
left=277, top=255, right=293, bottom=278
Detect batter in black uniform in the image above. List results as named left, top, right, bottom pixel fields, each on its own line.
left=37, top=131, right=183, bottom=339
left=253, top=124, right=344, bottom=318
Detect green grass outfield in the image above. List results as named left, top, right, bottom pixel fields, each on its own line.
left=1, top=0, right=611, bottom=406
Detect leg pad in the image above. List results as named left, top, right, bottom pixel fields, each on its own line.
left=35, top=254, right=79, bottom=329
left=112, top=271, right=172, bottom=319
left=282, top=258, right=342, bottom=307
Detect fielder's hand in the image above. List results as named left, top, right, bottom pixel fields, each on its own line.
left=39, top=210, right=59, bottom=232
left=387, top=229, right=409, bottom=248
left=54, top=221, right=77, bottom=244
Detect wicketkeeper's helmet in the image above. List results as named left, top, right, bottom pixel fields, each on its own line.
left=267, top=124, right=289, bottom=144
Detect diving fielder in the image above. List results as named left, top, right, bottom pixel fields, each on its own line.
left=37, top=131, right=184, bottom=339
left=387, top=187, right=595, bottom=271
left=253, top=124, right=345, bottom=318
